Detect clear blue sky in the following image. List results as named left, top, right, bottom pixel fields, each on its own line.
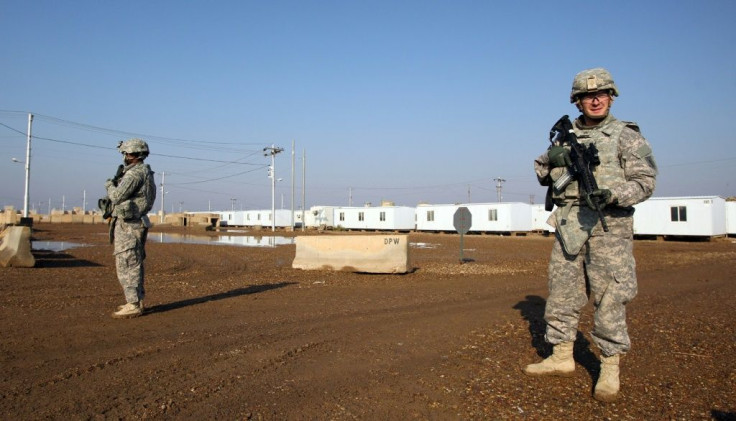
left=2, top=1, right=734, bottom=213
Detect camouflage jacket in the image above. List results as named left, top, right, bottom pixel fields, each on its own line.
left=534, top=113, right=658, bottom=209
left=106, top=162, right=156, bottom=220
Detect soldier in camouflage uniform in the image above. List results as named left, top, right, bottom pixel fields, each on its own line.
left=105, top=138, right=156, bottom=319
left=524, top=68, right=657, bottom=402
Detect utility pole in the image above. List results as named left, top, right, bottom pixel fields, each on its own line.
left=23, top=113, right=33, bottom=218
left=160, top=171, right=166, bottom=223
left=264, top=144, right=284, bottom=232
left=301, top=149, right=306, bottom=232
left=291, top=140, right=295, bottom=231
left=493, top=177, right=506, bottom=203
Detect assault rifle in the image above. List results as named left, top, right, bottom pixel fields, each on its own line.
left=547, top=115, right=609, bottom=232
left=98, top=164, right=124, bottom=220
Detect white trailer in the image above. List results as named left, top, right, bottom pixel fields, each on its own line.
left=415, top=204, right=461, bottom=232
left=220, top=209, right=296, bottom=228
left=465, top=202, right=533, bottom=233
left=725, top=201, right=736, bottom=235
left=241, top=209, right=294, bottom=228
left=531, top=204, right=555, bottom=232
left=219, top=210, right=246, bottom=227
left=415, top=203, right=533, bottom=233
left=633, top=196, right=727, bottom=237
left=333, top=206, right=416, bottom=231
left=304, top=206, right=337, bottom=229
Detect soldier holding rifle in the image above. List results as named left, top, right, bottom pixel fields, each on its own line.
left=103, top=138, right=156, bottom=319
left=525, top=68, right=657, bottom=402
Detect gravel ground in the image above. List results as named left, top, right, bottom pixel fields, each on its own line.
left=1, top=223, right=734, bottom=420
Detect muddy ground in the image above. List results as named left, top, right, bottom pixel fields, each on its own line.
left=1, top=223, right=734, bottom=420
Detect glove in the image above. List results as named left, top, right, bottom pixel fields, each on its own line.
left=548, top=146, right=571, bottom=168
left=586, top=189, right=613, bottom=210
left=104, top=179, right=114, bottom=189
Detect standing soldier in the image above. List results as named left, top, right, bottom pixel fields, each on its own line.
left=105, top=138, right=156, bottom=319
left=525, top=68, right=657, bottom=402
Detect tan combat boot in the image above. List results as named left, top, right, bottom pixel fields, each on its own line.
left=117, top=300, right=144, bottom=313
left=523, top=341, right=575, bottom=377
left=594, top=354, right=620, bottom=402
left=112, top=302, right=142, bottom=319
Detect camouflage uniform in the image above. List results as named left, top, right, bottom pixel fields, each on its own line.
left=534, top=113, right=657, bottom=356
left=106, top=161, right=156, bottom=305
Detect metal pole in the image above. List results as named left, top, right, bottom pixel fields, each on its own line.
left=271, top=146, right=276, bottom=231
left=493, top=177, right=506, bottom=203
left=263, top=144, right=283, bottom=232
left=160, top=171, right=166, bottom=223
left=301, top=149, right=306, bottom=232
left=23, top=113, right=33, bottom=218
left=291, top=140, right=295, bottom=230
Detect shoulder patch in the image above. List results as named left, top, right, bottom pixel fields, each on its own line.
left=622, top=121, right=640, bottom=133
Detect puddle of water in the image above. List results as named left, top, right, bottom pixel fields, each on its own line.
left=411, top=242, right=439, bottom=249
left=150, top=233, right=295, bottom=247
left=32, top=241, right=88, bottom=252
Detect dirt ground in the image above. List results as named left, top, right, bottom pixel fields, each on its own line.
left=1, top=223, right=734, bottom=420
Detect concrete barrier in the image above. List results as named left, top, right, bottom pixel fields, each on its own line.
left=292, top=234, right=410, bottom=274
left=0, top=226, right=35, bottom=268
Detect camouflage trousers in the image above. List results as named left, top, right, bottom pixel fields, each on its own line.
left=113, top=219, right=148, bottom=304
left=544, top=230, right=638, bottom=356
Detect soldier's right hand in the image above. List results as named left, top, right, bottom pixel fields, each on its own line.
left=548, top=146, right=571, bottom=168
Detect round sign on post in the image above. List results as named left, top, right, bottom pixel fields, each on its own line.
left=453, top=207, right=472, bottom=263
left=453, top=206, right=472, bottom=234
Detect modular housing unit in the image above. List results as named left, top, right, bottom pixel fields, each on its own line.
left=415, top=203, right=464, bottom=232
left=726, top=201, right=736, bottom=235
left=304, top=206, right=337, bottom=228
left=531, top=204, right=555, bottom=232
left=219, top=210, right=246, bottom=227
left=244, top=209, right=295, bottom=228
left=633, top=196, right=727, bottom=237
left=465, top=202, right=533, bottom=233
left=219, top=209, right=297, bottom=228
left=415, top=203, right=533, bottom=233
left=333, top=206, right=416, bottom=231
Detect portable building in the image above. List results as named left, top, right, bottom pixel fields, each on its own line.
left=219, top=210, right=246, bottom=227
left=465, top=203, right=533, bottom=233
left=333, top=206, right=416, bottom=231
left=531, top=204, right=555, bottom=232
left=304, top=206, right=337, bottom=228
left=725, top=201, right=736, bottom=235
left=415, top=204, right=461, bottom=232
left=241, top=209, right=294, bottom=228
left=415, top=203, right=533, bottom=233
left=633, top=196, right=727, bottom=237
left=219, top=209, right=296, bottom=228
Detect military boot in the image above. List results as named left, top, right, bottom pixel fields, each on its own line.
left=523, top=341, right=575, bottom=377
left=117, top=300, right=144, bottom=312
left=112, top=302, right=142, bottom=319
left=594, top=354, right=620, bottom=402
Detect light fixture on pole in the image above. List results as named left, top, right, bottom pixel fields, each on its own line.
left=493, top=177, right=506, bottom=203
left=264, top=144, right=284, bottom=232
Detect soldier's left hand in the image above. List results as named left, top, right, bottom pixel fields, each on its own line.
left=587, top=189, right=613, bottom=210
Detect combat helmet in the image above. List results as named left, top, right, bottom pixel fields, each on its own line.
left=118, top=138, right=150, bottom=158
left=570, top=68, right=619, bottom=103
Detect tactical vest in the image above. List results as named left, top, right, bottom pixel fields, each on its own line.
left=550, top=115, right=638, bottom=204
left=115, top=164, right=157, bottom=220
